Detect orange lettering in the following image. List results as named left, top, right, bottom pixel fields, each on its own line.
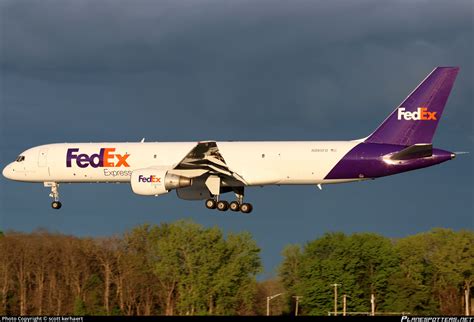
left=115, top=153, right=130, bottom=167
left=103, top=148, right=115, bottom=167
left=420, top=107, right=429, bottom=120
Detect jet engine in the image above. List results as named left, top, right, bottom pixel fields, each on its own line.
left=131, top=168, right=192, bottom=196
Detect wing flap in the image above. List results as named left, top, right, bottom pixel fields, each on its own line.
left=173, top=141, right=247, bottom=184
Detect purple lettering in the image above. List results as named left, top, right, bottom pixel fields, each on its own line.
left=66, top=147, right=129, bottom=168
left=99, top=148, right=105, bottom=165
left=77, top=154, right=90, bottom=168
left=138, top=175, right=152, bottom=183
left=89, top=153, right=102, bottom=168
left=66, top=148, right=79, bottom=167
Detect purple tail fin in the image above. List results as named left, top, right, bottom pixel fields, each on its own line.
left=365, top=67, right=459, bottom=146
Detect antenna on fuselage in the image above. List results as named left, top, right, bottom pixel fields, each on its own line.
left=140, top=138, right=145, bottom=143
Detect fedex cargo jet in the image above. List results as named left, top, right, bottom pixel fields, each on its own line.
left=2, top=67, right=461, bottom=213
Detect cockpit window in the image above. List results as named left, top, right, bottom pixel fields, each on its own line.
left=15, top=155, right=25, bottom=162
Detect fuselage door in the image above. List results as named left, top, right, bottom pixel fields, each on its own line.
left=38, top=148, right=48, bottom=167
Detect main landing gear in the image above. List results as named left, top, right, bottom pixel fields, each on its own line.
left=45, top=182, right=62, bottom=209
left=205, top=188, right=253, bottom=213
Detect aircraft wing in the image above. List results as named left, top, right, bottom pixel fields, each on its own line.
left=170, top=141, right=247, bottom=184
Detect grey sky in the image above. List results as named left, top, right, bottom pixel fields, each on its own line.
left=1, top=0, right=472, bottom=277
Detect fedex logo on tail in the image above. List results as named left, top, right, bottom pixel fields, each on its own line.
left=138, top=175, right=161, bottom=183
left=66, top=148, right=130, bottom=168
left=397, top=107, right=437, bottom=121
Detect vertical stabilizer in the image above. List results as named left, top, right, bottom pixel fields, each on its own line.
left=365, top=67, right=459, bottom=146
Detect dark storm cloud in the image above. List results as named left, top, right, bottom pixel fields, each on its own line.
left=1, top=0, right=472, bottom=136
left=1, top=0, right=471, bottom=70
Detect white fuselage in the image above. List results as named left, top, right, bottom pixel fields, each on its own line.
left=3, top=141, right=362, bottom=186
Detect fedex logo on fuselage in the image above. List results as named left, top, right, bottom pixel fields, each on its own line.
left=138, top=175, right=161, bottom=183
left=66, top=148, right=130, bottom=168
left=397, top=107, right=437, bottom=121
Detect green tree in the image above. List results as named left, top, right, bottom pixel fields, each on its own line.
left=280, top=229, right=473, bottom=316
left=124, top=220, right=261, bottom=315
left=211, top=232, right=261, bottom=315
left=278, top=244, right=302, bottom=314
left=384, top=233, right=436, bottom=314
left=429, top=229, right=473, bottom=314
left=279, top=244, right=302, bottom=293
left=280, top=232, right=399, bottom=315
left=385, top=229, right=473, bottom=315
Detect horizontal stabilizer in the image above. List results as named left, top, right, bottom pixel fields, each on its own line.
left=390, top=144, right=433, bottom=160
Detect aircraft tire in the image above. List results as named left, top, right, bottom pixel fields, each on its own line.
left=240, top=203, right=253, bottom=213
left=216, top=200, right=229, bottom=211
left=51, top=201, right=62, bottom=210
left=205, top=199, right=217, bottom=209
left=229, top=201, right=240, bottom=212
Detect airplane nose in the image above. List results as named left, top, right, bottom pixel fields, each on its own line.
left=2, top=163, right=13, bottom=180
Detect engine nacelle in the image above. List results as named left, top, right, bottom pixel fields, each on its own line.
left=130, top=168, right=192, bottom=196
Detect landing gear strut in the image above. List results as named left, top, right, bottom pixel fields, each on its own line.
left=45, top=182, right=62, bottom=209
left=204, top=187, right=253, bottom=213
left=233, top=188, right=253, bottom=214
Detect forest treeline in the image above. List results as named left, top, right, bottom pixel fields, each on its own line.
left=0, top=221, right=261, bottom=316
left=0, top=222, right=472, bottom=316
left=280, top=229, right=473, bottom=316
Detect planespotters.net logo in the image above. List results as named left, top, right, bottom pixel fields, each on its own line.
left=401, top=317, right=473, bottom=322
left=397, top=107, right=437, bottom=121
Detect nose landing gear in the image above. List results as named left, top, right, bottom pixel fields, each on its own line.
left=45, top=182, right=62, bottom=210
